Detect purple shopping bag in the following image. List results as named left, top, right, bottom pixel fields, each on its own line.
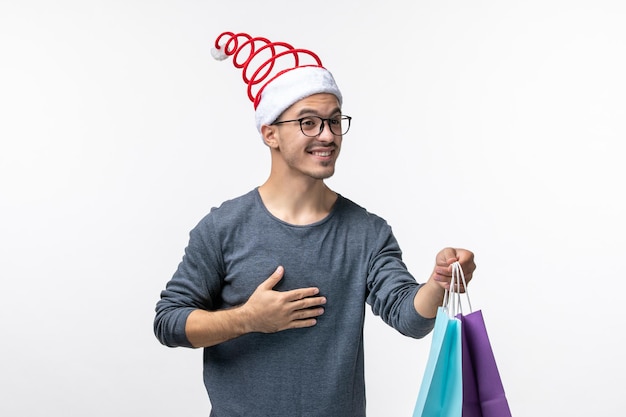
left=458, top=314, right=481, bottom=417
left=447, top=261, right=512, bottom=417
left=457, top=310, right=512, bottom=417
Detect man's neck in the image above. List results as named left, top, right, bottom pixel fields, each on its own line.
left=258, top=177, right=337, bottom=226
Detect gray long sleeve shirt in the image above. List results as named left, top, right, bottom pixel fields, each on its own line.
left=154, top=189, right=435, bottom=416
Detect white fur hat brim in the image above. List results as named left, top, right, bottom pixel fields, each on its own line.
left=254, top=66, right=342, bottom=132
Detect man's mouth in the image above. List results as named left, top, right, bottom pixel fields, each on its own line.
left=310, top=150, right=332, bottom=157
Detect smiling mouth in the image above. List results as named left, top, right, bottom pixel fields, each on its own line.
left=310, top=150, right=332, bottom=157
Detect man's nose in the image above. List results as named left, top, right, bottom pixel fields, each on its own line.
left=317, top=120, right=335, bottom=142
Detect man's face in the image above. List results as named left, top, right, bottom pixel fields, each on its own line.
left=268, top=93, right=343, bottom=181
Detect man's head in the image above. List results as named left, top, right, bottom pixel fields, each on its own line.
left=211, top=31, right=343, bottom=136
left=261, top=92, right=345, bottom=180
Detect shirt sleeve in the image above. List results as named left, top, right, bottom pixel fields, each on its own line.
left=153, top=214, right=224, bottom=348
left=365, top=222, right=436, bottom=339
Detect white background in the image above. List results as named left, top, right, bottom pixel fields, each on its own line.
left=1, top=1, right=624, bottom=416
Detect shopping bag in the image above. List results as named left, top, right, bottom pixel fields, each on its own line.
left=412, top=297, right=462, bottom=416
left=451, top=263, right=512, bottom=417
left=458, top=312, right=481, bottom=417
left=457, top=311, right=512, bottom=417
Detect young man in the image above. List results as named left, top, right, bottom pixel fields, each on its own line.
left=154, top=31, right=476, bottom=417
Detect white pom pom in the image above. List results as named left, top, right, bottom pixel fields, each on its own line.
left=211, top=47, right=228, bottom=61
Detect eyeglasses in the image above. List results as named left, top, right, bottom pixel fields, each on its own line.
left=272, top=115, right=352, bottom=137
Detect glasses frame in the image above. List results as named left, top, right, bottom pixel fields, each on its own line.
left=272, top=115, right=352, bottom=137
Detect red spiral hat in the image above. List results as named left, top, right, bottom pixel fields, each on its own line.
left=211, top=31, right=343, bottom=133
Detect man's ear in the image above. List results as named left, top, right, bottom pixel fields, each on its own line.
left=261, top=124, right=279, bottom=148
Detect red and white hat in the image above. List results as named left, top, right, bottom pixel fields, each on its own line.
left=211, top=31, right=343, bottom=133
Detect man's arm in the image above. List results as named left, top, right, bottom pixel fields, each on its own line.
left=185, top=266, right=326, bottom=348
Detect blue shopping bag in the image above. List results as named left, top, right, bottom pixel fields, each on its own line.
left=412, top=306, right=462, bottom=417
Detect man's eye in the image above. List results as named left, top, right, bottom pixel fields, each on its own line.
left=301, top=118, right=317, bottom=127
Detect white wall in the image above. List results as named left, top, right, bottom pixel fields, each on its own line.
left=1, top=1, right=624, bottom=416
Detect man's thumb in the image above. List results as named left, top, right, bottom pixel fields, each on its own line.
left=261, top=265, right=284, bottom=289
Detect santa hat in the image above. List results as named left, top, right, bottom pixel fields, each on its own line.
left=210, top=31, right=343, bottom=133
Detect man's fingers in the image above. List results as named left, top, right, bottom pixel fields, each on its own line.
left=289, top=318, right=319, bottom=329
left=259, top=268, right=321, bottom=300
left=292, top=307, right=325, bottom=321
left=436, top=247, right=458, bottom=266
left=291, top=295, right=326, bottom=310
left=283, top=286, right=322, bottom=302
left=259, top=265, right=285, bottom=290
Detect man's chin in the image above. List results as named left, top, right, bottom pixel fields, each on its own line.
left=311, top=168, right=335, bottom=180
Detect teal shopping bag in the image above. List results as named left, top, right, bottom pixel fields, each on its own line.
left=412, top=306, right=462, bottom=417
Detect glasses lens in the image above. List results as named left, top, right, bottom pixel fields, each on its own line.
left=299, top=117, right=322, bottom=137
left=299, top=116, right=351, bottom=137
left=328, top=116, right=351, bottom=136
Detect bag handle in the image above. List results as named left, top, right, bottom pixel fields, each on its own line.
left=443, top=261, right=472, bottom=317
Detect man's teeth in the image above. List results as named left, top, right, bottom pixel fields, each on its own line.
left=312, top=151, right=331, bottom=156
